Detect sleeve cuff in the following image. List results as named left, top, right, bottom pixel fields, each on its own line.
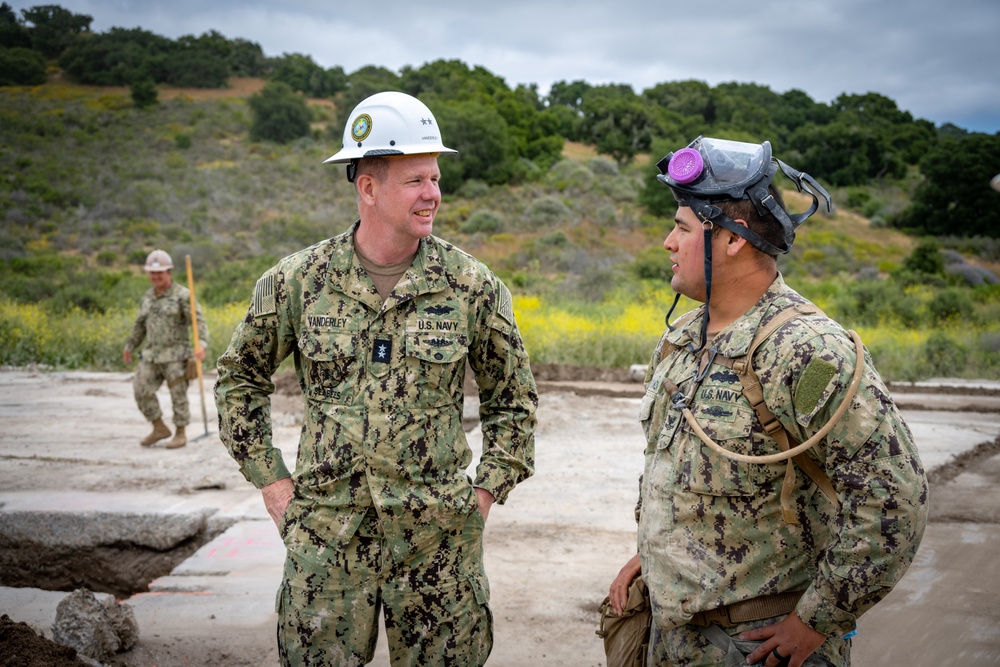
left=239, top=449, right=292, bottom=490
left=473, top=463, right=516, bottom=505
left=795, top=586, right=858, bottom=638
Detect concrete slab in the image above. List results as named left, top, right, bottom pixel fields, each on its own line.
left=133, top=520, right=284, bottom=632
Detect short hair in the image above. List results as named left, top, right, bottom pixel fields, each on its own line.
left=717, top=184, right=787, bottom=257
left=354, top=156, right=391, bottom=183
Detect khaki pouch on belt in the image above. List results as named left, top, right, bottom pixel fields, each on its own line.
left=596, top=576, right=652, bottom=667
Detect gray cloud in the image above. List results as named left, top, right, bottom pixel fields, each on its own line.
left=9, top=0, right=1000, bottom=131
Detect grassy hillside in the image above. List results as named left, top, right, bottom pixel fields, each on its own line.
left=2, top=80, right=999, bottom=380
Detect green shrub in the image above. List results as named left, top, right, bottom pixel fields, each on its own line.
left=248, top=82, right=311, bottom=144
left=588, top=156, right=619, bottom=177
left=539, top=231, right=569, bottom=246
left=526, top=196, right=572, bottom=227
left=457, top=179, right=490, bottom=199
left=199, top=255, right=279, bottom=307
left=843, top=187, right=871, bottom=210
left=130, top=78, right=158, bottom=109
left=831, top=279, right=920, bottom=327
left=862, top=198, right=883, bottom=218
left=0, top=47, right=47, bottom=86
left=461, top=210, right=505, bottom=235
left=630, top=247, right=671, bottom=281
left=547, top=160, right=594, bottom=193
left=927, top=287, right=974, bottom=324
left=902, top=238, right=945, bottom=275
left=96, top=250, right=117, bottom=266
left=922, top=331, right=969, bottom=377
left=603, top=175, right=638, bottom=202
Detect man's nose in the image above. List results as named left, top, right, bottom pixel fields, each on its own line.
left=422, top=181, right=440, bottom=200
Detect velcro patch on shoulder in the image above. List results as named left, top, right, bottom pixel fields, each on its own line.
left=252, top=271, right=277, bottom=319
left=489, top=282, right=514, bottom=333
left=794, top=357, right=838, bottom=415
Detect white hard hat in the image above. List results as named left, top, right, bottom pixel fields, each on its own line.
left=323, top=91, right=457, bottom=167
left=144, top=249, right=173, bottom=272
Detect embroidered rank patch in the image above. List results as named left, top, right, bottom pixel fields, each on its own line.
left=371, top=337, right=392, bottom=363
left=252, top=272, right=276, bottom=318
left=795, top=357, right=838, bottom=415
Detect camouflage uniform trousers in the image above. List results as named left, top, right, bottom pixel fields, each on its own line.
left=648, top=615, right=848, bottom=667
left=133, top=359, right=190, bottom=426
left=276, top=505, right=492, bottom=667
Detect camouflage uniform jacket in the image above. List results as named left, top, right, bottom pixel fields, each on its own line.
left=125, top=282, right=207, bottom=363
left=215, top=222, right=537, bottom=562
left=637, top=274, right=927, bottom=638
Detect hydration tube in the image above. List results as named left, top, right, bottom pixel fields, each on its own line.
left=682, top=329, right=866, bottom=464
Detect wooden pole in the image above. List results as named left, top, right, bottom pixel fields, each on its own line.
left=185, top=255, right=210, bottom=437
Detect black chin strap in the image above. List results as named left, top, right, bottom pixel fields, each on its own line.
left=689, top=221, right=713, bottom=354
left=664, top=292, right=682, bottom=330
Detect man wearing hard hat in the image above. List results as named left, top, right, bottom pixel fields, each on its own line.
left=123, top=250, right=208, bottom=449
left=216, top=92, right=537, bottom=666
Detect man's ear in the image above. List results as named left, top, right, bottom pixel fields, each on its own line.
left=356, top=173, right=377, bottom=205
left=725, top=219, right=750, bottom=256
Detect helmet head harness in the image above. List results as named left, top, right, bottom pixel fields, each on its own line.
left=323, top=91, right=457, bottom=182
left=655, top=136, right=832, bottom=352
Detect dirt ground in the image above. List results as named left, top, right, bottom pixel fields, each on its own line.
left=2, top=366, right=1000, bottom=666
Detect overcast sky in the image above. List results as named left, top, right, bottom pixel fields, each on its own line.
left=10, top=0, right=1000, bottom=133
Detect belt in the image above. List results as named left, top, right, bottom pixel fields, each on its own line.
left=688, top=591, right=804, bottom=628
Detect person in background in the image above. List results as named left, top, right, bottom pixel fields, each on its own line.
left=215, top=91, right=537, bottom=666
left=608, top=136, right=927, bottom=667
left=123, top=249, right=207, bottom=449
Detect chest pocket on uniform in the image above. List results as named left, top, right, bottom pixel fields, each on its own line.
left=299, top=330, right=358, bottom=405
left=679, top=397, right=765, bottom=497
left=404, top=329, right=468, bottom=408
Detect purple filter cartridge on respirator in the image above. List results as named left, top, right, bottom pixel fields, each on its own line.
left=668, top=147, right=704, bottom=184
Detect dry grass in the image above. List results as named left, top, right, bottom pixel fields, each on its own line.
left=43, top=75, right=338, bottom=106
left=158, top=77, right=267, bottom=100
left=561, top=141, right=599, bottom=160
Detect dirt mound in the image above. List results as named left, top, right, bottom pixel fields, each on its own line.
left=0, top=614, right=88, bottom=667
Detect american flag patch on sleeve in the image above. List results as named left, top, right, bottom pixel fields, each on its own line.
left=252, top=272, right=276, bottom=318
left=496, top=283, right=514, bottom=326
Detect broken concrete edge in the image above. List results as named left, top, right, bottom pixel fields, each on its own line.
left=0, top=511, right=212, bottom=551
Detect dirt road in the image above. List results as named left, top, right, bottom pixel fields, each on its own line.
left=1, top=368, right=999, bottom=666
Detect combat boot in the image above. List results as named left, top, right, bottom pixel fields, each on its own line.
left=165, top=425, right=187, bottom=449
left=140, top=418, right=171, bottom=447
